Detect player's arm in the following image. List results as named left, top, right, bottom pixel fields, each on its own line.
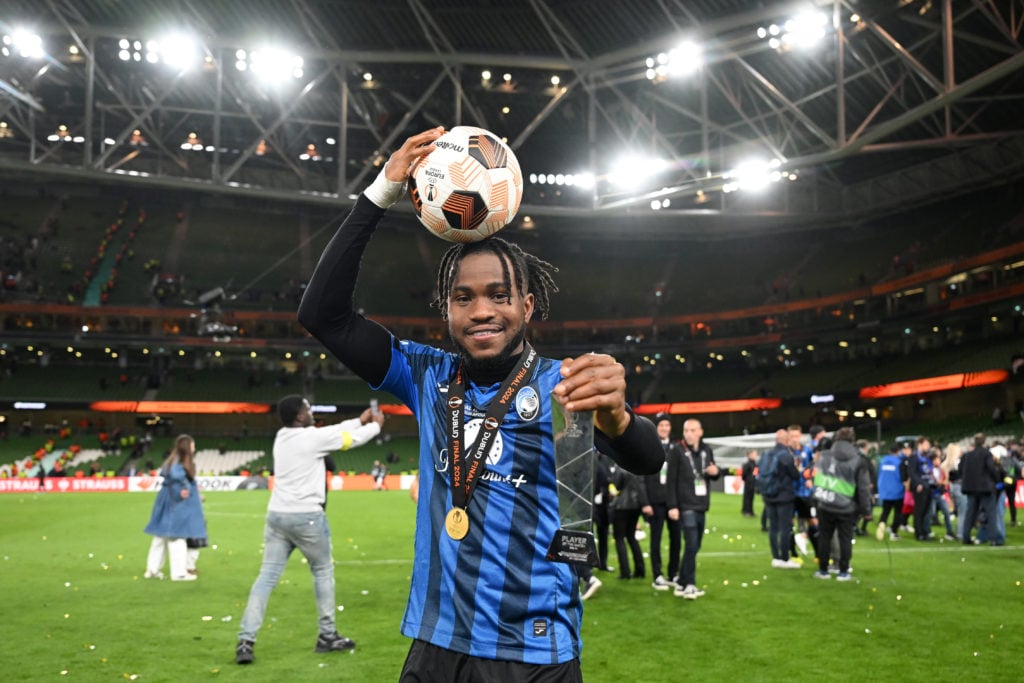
left=297, top=128, right=442, bottom=386
left=554, top=352, right=663, bottom=475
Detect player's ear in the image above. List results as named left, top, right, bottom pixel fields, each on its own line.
left=522, top=291, right=535, bottom=323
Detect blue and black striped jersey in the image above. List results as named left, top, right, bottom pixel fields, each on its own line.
left=377, top=337, right=581, bottom=665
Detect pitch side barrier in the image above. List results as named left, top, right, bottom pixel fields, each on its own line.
left=0, top=473, right=416, bottom=494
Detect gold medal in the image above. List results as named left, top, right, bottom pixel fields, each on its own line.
left=445, top=507, right=469, bottom=540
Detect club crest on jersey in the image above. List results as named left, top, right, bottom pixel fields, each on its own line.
left=515, top=386, right=540, bottom=421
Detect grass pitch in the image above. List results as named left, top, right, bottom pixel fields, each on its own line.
left=1, top=490, right=1020, bottom=682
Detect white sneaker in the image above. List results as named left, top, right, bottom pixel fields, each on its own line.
left=143, top=570, right=164, bottom=580
left=779, top=560, right=802, bottom=569
left=581, top=577, right=602, bottom=601
left=771, top=559, right=786, bottom=568
left=171, top=574, right=197, bottom=582
left=651, top=575, right=673, bottom=591
left=675, top=584, right=701, bottom=599
left=794, top=533, right=810, bottom=556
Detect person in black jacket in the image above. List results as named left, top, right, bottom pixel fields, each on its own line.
left=740, top=449, right=758, bottom=517
left=643, top=415, right=683, bottom=590
left=610, top=465, right=646, bottom=579
left=762, top=429, right=801, bottom=569
left=666, top=418, right=721, bottom=599
left=960, top=433, right=1000, bottom=545
left=811, top=427, right=873, bottom=580
left=908, top=436, right=936, bottom=540
left=593, top=451, right=615, bottom=572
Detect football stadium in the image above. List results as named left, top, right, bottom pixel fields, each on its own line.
left=1, top=1, right=1023, bottom=680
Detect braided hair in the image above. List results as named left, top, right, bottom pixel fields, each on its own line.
left=431, top=237, right=559, bottom=321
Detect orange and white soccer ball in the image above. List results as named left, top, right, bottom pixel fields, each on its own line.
left=408, top=126, right=523, bottom=243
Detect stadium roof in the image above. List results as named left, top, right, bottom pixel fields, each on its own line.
left=2, top=0, right=1023, bottom=234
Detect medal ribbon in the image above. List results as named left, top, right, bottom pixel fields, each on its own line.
left=447, top=345, right=537, bottom=512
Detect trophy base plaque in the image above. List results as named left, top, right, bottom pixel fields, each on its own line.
left=546, top=529, right=598, bottom=565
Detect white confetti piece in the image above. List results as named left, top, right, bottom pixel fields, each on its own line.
left=212, top=544, right=219, bottom=550
left=64, top=613, right=70, bottom=619
left=201, top=615, right=213, bottom=621
left=60, top=671, right=68, bottom=676
left=65, top=582, right=71, bottom=588
left=722, top=580, right=729, bottom=586
left=741, top=582, right=748, bottom=588
left=896, top=595, right=902, bottom=601
left=88, top=553, right=94, bottom=559
left=361, top=590, right=369, bottom=595
left=319, top=663, right=328, bottom=668
left=865, top=628, right=871, bottom=634
left=221, top=616, right=232, bottom=622
left=337, top=605, right=345, bottom=612
left=752, top=580, right=760, bottom=586
left=736, top=535, right=742, bottom=540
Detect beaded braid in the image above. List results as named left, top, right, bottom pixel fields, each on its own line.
left=431, top=237, right=559, bottom=320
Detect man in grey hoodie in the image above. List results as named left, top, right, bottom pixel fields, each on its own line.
left=811, top=427, right=873, bottom=581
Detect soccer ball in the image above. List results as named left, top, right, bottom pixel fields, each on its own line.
left=408, top=126, right=523, bottom=243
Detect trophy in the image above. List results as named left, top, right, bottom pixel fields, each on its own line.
left=545, top=394, right=598, bottom=565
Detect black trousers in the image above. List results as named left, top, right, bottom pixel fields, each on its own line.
left=816, top=508, right=856, bottom=573
left=612, top=507, right=645, bottom=579
left=877, top=498, right=905, bottom=534
left=646, top=502, right=680, bottom=580
left=593, top=502, right=611, bottom=570
left=912, top=487, right=932, bottom=539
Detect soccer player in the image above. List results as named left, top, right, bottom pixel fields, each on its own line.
left=297, top=126, right=663, bottom=681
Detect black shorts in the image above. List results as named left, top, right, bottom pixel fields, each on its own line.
left=400, top=639, right=583, bottom=683
left=794, top=497, right=816, bottom=519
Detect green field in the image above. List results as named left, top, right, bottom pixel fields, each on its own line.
left=1, top=490, right=1021, bottom=682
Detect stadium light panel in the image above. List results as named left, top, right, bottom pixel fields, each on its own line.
left=246, top=47, right=304, bottom=82
left=4, top=31, right=44, bottom=59
left=607, top=155, right=667, bottom=189
left=158, top=34, right=201, bottom=71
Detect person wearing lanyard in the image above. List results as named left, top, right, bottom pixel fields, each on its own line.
left=297, top=126, right=663, bottom=682
left=666, top=418, right=721, bottom=599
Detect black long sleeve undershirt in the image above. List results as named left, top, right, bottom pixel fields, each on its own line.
left=297, top=195, right=663, bottom=476
left=297, top=195, right=393, bottom=387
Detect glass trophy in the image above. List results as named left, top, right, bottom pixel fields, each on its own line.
left=546, top=394, right=598, bottom=565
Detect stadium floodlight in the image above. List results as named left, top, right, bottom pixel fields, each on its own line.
left=722, top=157, right=786, bottom=193
left=645, top=40, right=703, bottom=81
left=758, top=11, right=828, bottom=52
left=247, top=47, right=305, bottom=82
left=157, top=34, right=200, bottom=71
left=3, top=31, right=45, bottom=59
left=607, top=155, right=668, bottom=189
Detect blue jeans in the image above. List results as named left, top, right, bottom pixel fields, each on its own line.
left=930, top=494, right=954, bottom=536
left=239, top=510, right=336, bottom=641
left=676, top=509, right=705, bottom=587
left=962, top=492, right=999, bottom=544
left=766, top=501, right=794, bottom=561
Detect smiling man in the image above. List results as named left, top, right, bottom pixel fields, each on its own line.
left=298, top=126, right=662, bottom=682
